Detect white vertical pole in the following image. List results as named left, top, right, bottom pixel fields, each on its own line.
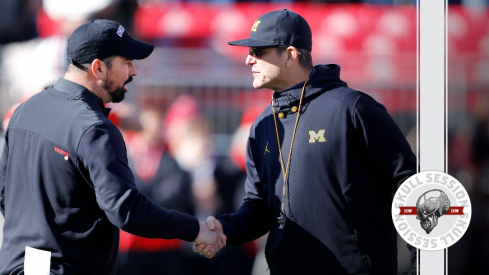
left=418, top=0, right=447, bottom=273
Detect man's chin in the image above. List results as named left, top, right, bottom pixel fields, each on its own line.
left=110, top=90, right=127, bottom=103
left=112, top=96, right=125, bottom=103
left=253, top=81, right=264, bottom=90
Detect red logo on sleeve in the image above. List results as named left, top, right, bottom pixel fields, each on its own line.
left=54, top=147, right=70, bottom=160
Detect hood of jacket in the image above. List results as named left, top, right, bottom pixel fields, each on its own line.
left=271, top=64, right=347, bottom=113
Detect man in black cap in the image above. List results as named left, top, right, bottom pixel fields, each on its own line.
left=0, top=19, right=225, bottom=274
left=194, top=9, right=416, bottom=274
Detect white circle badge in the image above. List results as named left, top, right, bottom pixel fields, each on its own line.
left=391, top=171, right=472, bottom=251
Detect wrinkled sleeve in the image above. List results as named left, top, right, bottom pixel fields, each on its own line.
left=219, top=134, right=274, bottom=246
left=77, top=123, right=199, bottom=241
left=352, top=94, right=417, bottom=192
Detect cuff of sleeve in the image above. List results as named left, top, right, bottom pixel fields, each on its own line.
left=219, top=218, right=238, bottom=246
left=181, top=216, right=200, bottom=243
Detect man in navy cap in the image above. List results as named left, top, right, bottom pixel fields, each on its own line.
left=0, top=19, right=225, bottom=274
left=194, top=9, right=416, bottom=275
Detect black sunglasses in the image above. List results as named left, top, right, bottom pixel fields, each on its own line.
left=248, top=46, right=299, bottom=59
left=248, top=48, right=268, bottom=59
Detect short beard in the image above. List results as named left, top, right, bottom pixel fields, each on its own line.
left=102, top=76, right=132, bottom=103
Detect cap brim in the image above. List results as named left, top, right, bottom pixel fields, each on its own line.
left=118, top=38, right=155, bottom=60
left=228, top=38, right=280, bottom=48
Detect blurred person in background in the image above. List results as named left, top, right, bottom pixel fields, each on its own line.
left=1, top=0, right=139, bottom=115
left=471, top=94, right=489, bottom=184
left=226, top=106, right=270, bottom=275
left=0, top=0, right=39, bottom=45
left=0, top=19, right=224, bottom=274
left=164, top=96, right=256, bottom=275
left=163, top=95, right=223, bottom=230
left=194, top=9, right=417, bottom=275
left=446, top=94, right=489, bottom=275
left=213, top=106, right=265, bottom=275
left=117, top=107, right=194, bottom=275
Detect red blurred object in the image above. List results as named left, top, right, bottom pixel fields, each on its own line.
left=36, top=4, right=488, bottom=58
left=34, top=3, right=489, bottom=113
left=119, top=230, right=182, bottom=253
left=36, top=8, right=62, bottom=38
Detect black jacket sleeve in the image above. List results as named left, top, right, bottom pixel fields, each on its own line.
left=219, top=187, right=275, bottom=246
left=78, top=123, right=199, bottom=242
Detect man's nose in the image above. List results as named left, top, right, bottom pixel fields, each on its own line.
left=245, top=55, right=255, bottom=66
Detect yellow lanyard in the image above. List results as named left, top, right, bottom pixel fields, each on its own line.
left=271, top=78, right=309, bottom=229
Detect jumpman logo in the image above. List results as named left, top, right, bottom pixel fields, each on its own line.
left=264, top=141, right=271, bottom=155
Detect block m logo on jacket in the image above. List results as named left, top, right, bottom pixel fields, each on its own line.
left=308, top=130, right=326, bottom=143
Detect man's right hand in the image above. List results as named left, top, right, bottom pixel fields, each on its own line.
left=192, top=216, right=226, bottom=258
left=192, top=217, right=226, bottom=258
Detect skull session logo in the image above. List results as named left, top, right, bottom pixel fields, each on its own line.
left=391, top=171, right=471, bottom=251
left=416, top=190, right=452, bottom=234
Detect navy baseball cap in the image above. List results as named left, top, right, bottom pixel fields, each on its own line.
left=68, top=19, right=154, bottom=64
left=228, top=9, right=312, bottom=52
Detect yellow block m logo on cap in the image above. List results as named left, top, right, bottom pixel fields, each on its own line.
left=251, top=21, right=261, bottom=32
left=308, top=130, right=326, bottom=143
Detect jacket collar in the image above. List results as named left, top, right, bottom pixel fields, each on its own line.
left=271, top=68, right=317, bottom=116
left=53, top=77, right=111, bottom=116
left=271, top=65, right=347, bottom=114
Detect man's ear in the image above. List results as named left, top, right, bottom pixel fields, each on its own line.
left=286, top=47, right=299, bottom=66
left=91, top=59, right=106, bottom=79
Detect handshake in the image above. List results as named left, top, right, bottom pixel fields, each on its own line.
left=192, top=216, right=226, bottom=258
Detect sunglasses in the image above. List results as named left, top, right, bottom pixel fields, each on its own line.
left=248, top=46, right=300, bottom=59
left=248, top=48, right=268, bottom=59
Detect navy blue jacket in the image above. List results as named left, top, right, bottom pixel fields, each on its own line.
left=219, top=65, right=416, bottom=275
left=0, top=78, right=199, bottom=274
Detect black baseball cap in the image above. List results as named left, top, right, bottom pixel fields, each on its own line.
left=67, top=19, right=154, bottom=64
left=228, top=9, right=312, bottom=52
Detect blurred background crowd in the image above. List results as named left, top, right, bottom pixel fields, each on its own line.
left=0, top=0, right=488, bottom=274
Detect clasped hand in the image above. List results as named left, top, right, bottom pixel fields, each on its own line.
left=193, top=216, right=226, bottom=258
